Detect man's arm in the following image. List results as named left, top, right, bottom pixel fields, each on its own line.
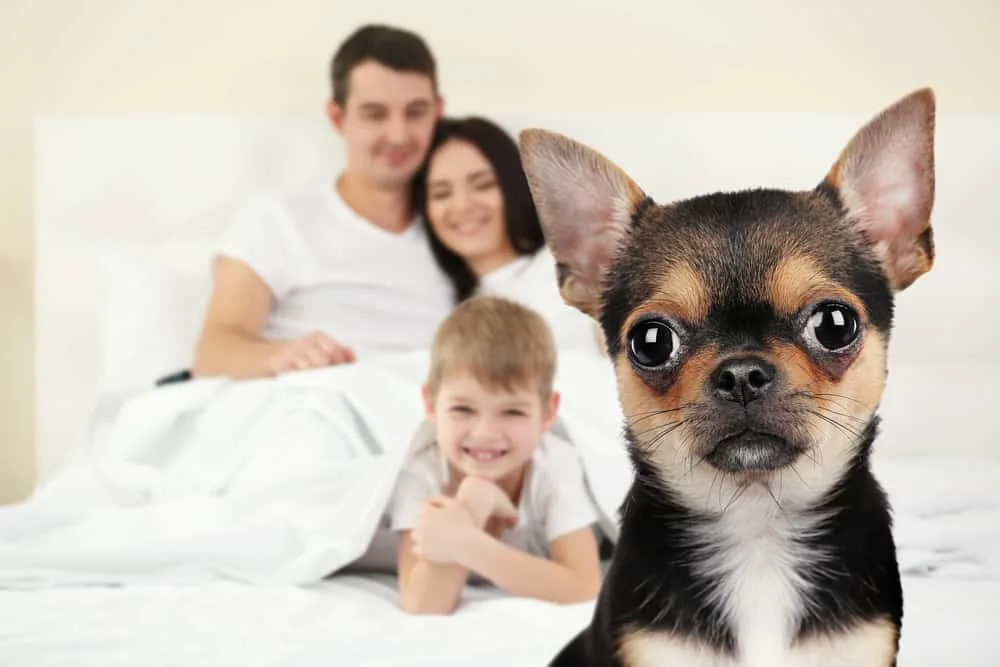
left=192, top=258, right=355, bottom=378
left=457, top=526, right=602, bottom=605
left=191, top=257, right=287, bottom=379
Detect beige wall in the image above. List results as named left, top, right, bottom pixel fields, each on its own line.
left=1, top=0, right=997, bottom=503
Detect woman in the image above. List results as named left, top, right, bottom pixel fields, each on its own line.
left=414, top=117, right=604, bottom=355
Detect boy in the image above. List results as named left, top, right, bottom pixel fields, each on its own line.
left=390, top=296, right=603, bottom=614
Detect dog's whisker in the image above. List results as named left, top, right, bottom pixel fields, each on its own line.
left=629, top=420, right=686, bottom=440
left=643, top=421, right=689, bottom=452
left=811, top=392, right=864, bottom=406
left=625, top=405, right=695, bottom=426
left=802, top=449, right=818, bottom=467
left=706, top=469, right=723, bottom=512
left=626, top=412, right=681, bottom=428
left=809, top=410, right=861, bottom=441
left=721, top=481, right=749, bottom=513
left=629, top=406, right=691, bottom=417
left=795, top=390, right=866, bottom=419
left=717, top=470, right=733, bottom=509
left=764, top=483, right=785, bottom=514
left=689, top=449, right=711, bottom=477
left=788, top=464, right=819, bottom=488
left=812, top=405, right=866, bottom=424
left=812, top=415, right=856, bottom=444
left=812, top=396, right=853, bottom=413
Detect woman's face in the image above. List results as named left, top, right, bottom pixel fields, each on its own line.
left=425, top=138, right=516, bottom=276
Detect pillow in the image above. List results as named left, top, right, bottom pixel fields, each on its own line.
left=94, top=240, right=216, bottom=401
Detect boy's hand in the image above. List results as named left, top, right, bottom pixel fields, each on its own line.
left=455, top=477, right=519, bottom=529
left=411, top=497, right=479, bottom=564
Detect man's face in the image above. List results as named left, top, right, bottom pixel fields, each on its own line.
left=328, top=60, right=442, bottom=190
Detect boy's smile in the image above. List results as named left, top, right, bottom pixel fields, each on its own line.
left=461, top=445, right=510, bottom=462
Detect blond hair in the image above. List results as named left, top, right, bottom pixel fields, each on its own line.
left=427, top=296, right=557, bottom=398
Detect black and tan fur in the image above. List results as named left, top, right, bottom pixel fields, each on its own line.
left=518, top=88, right=937, bottom=666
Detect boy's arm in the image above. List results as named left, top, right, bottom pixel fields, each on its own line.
left=456, top=525, right=602, bottom=604
left=392, top=453, right=476, bottom=616
left=393, top=478, right=521, bottom=614
left=396, top=530, right=471, bottom=615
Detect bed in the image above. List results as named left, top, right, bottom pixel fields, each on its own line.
left=6, top=110, right=998, bottom=665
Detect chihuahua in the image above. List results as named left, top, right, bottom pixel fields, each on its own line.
left=518, top=88, right=936, bottom=666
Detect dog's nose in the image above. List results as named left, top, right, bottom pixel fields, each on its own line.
left=711, top=356, right=776, bottom=405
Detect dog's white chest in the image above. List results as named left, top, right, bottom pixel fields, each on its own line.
left=702, top=503, right=812, bottom=666
left=698, top=497, right=820, bottom=665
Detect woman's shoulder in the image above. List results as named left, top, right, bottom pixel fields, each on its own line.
left=523, top=245, right=559, bottom=277
left=480, top=247, right=558, bottom=297
left=477, top=248, right=602, bottom=352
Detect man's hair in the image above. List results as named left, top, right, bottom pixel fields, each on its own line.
left=330, top=24, right=438, bottom=106
left=427, top=296, right=557, bottom=399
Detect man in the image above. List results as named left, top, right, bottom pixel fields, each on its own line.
left=192, top=24, right=453, bottom=379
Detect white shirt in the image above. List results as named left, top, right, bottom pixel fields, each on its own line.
left=478, top=247, right=603, bottom=355
left=216, top=180, right=455, bottom=356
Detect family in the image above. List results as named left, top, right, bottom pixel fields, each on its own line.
left=189, top=24, right=608, bottom=614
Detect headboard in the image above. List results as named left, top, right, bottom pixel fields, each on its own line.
left=35, top=110, right=1000, bottom=479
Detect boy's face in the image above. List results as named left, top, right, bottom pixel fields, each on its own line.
left=326, top=59, right=442, bottom=190
left=424, top=373, right=560, bottom=485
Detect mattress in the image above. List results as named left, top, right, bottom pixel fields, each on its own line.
left=0, top=571, right=995, bottom=666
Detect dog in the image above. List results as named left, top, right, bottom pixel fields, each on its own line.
left=517, top=88, right=936, bottom=666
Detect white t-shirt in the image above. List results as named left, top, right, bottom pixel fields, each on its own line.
left=477, top=248, right=603, bottom=355
left=216, top=180, right=455, bottom=356
left=376, top=423, right=600, bottom=577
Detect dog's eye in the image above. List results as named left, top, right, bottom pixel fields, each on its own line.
left=627, top=320, right=679, bottom=369
left=806, top=303, right=860, bottom=351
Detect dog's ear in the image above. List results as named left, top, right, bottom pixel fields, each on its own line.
left=822, top=87, right=936, bottom=292
left=518, top=129, right=648, bottom=318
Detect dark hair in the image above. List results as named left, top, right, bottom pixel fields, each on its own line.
left=330, top=24, right=438, bottom=106
left=415, top=117, right=546, bottom=303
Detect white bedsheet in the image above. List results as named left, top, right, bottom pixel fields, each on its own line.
left=0, top=573, right=995, bottom=666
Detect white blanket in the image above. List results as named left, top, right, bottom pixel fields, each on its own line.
left=0, top=349, right=630, bottom=587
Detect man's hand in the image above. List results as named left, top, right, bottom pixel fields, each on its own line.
left=410, top=497, right=482, bottom=565
left=266, top=331, right=355, bottom=374
left=455, top=477, right=519, bottom=530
